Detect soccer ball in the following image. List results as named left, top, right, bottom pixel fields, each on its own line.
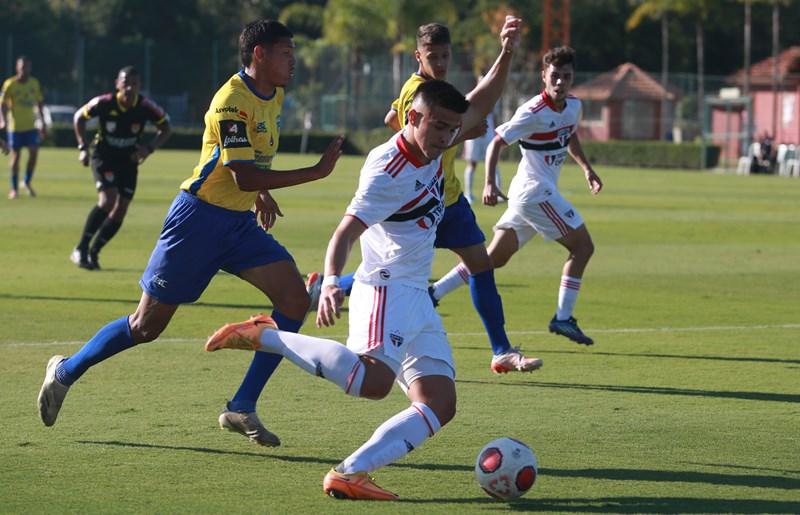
left=475, top=437, right=538, bottom=500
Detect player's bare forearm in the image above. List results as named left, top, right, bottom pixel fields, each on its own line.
left=568, top=133, right=603, bottom=194
left=231, top=136, right=343, bottom=191
left=317, top=216, right=365, bottom=327
left=485, top=136, right=507, bottom=187
left=463, top=16, right=521, bottom=131
left=150, top=123, right=172, bottom=150
left=384, top=109, right=401, bottom=131
left=73, top=110, right=89, bottom=147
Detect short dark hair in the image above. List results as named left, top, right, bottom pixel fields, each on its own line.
left=239, top=20, right=294, bottom=67
left=118, top=65, right=140, bottom=77
left=542, top=46, right=576, bottom=69
left=416, top=23, right=451, bottom=47
left=413, top=79, right=469, bottom=114
left=16, top=55, right=29, bottom=64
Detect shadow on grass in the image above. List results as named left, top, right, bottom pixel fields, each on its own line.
left=0, top=292, right=350, bottom=314
left=76, top=440, right=800, bottom=491
left=457, top=346, right=800, bottom=366
left=456, top=379, right=800, bottom=404
left=399, top=496, right=800, bottom=513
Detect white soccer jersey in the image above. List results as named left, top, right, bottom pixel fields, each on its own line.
left=347, top=132, right=445, bottom=289
left=495, top=90, right=582, bottom=203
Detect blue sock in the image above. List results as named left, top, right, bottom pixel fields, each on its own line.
left=341, top=273, right=355, bottom=296
left=24, top=169, right=33, bottom=185
left=469, top=270, right=511, bottom=355
left=227, top=310, right=302, bottom=413
left=10, top=174, right=18, bottom=191
left=56, top=316, right=136, bottom=386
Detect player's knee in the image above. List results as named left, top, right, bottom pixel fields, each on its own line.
left=490, top=252, right=509, bottom=269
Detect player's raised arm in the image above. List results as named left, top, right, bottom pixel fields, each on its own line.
left=462, top=16, right=521, bottom=132
left=228, top=135, right=343, bottom=191
left=384, top=108, right=401, bottom=132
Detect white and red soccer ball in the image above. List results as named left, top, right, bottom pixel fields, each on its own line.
left=475, top=437, right=538, bottom=500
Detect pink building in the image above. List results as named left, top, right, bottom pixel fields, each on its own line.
left=571, top=62, right=676, bottom=141
left=712, top=46, right=800, bottom=161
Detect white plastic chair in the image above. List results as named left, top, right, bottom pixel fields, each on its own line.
left=737, top=142, right=760, bottom=175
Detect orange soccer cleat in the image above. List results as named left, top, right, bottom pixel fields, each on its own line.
left=204, top=314, right=277, bottom=352
left=323, top=469, right=399, bottom=501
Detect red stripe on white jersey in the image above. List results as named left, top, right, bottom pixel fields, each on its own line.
left=368, top=286, right=387, bottom=350
left=539, top=201, right=570, bottom=236
left=399, top=187, right=428, bottom=211
left=383, top=152, right=404, bottom=173
left=527, top=124, right=574, bottom=141
left=412, top=404, right=436, bottom=436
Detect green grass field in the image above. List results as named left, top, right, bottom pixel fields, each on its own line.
left=1, top=148, right=799, bottom=514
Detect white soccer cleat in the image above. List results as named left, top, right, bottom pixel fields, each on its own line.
left=218, top=409, right=281, bottom=447
left=37, top=355, right=70, bottom=426
left=490, top=347, right=543, bottom=374
left=305, top=272, right=322, bottom=312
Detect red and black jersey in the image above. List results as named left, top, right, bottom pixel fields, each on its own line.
left=80, top=93, right=169, bottom=158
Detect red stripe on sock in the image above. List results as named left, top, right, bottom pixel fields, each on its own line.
left=344, top=360, right=362, bottom=395
left=412, top=404, right=435, bottom=437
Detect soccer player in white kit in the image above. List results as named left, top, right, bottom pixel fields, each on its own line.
left=432, top=46, right=602, bottom=345
left=206, top=17, right=520, bottom=500
left=204, top=17, right=525, bottom=501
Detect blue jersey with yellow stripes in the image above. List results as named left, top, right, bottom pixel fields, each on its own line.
left=180, top=71, right=283, bottom=212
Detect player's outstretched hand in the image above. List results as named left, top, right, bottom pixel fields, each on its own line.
left=462, top=119, right=489, bottom=141
left=314, top=135, right=344, bottom=180
left=316, top=285, right=345, bottom=328
left=255, top=190, right=283, bottom=230
left=586, top=169, right=603, bottom=194
left=483, top=181, right=508, bottom=206
left=500, top=15, right=522, bottom=52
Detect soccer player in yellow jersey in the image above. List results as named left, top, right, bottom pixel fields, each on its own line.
left=37, top=20, right=343, bottom=447
left=0, top=56, right=46, bottom=199
left=310, top=23, right=539, bottom=374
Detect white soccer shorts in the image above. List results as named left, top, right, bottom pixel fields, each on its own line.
left=494, top=189, right=584, bottom=244
left=347, top=280, right=455, bottom=393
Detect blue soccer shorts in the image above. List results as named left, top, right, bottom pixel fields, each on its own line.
left=140, top=191, right=293, bottom=305
left=8, top=129, right=39, bottom=149
left=434, top=193, right=486, bottom=249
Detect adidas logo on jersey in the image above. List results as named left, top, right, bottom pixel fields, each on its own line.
left=549, top=121, right=556, bottom=128
left=414, top=180, right=425, bottom=191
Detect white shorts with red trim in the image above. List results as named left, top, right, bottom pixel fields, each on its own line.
left=494, top=190, right=584, bottom=243
left=347, top=280, right=454, bottom=392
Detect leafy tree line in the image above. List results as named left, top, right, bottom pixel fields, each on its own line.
left=1, top=0, right=796, bottom=126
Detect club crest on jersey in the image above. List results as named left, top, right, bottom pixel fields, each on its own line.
left=557, top=127, right=571, bottom=147
left=255, top=121, right=267, bottom=133
left=220, top=120, right=249, bottom=148
left=389, top=331, right=404, bottom=347
left=130, top=123, right=141, bottom=133
left=105, top=121, right=116, bottom=133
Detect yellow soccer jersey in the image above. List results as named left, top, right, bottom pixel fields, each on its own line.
left=0, top=76, right=43, bottom=132
left=181, top=71, right=283, bottom=211
left=391, top=73, right=461, bottom=206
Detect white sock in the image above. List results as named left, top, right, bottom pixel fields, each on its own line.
left=339, top=402, right=441, bottom=474
left=556, top=275, right=582, bottom=320
left=259, top=330, right=364, bottom=396
left=464, top=163, right=475, bottom=202
left=431, top=263, right=470, bottom=300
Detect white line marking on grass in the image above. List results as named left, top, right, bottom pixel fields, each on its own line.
left=3, top=323, right=799, bottom=348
